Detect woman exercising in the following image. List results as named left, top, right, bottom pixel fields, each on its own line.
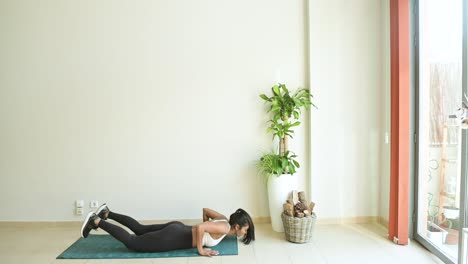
left=80, top=204, right=255, bottom=256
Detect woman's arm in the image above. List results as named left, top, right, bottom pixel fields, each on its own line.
left=195, top=221, right=228, bottom=257
left=202, top=208, right=227, bottom=222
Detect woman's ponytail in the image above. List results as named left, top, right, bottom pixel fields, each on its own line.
left=229, top=208, right=255, bottom=245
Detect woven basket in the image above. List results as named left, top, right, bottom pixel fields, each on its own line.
left=281, top=212, right=317, bottom=243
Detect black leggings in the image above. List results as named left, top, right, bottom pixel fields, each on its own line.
left=98, top=211, right=193, bottom=252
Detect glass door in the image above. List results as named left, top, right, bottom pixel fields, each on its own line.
left=416, top=0, right=466, bottom=263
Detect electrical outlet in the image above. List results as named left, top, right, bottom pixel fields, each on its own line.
left=75, top=200, right=84, bottom=208
left=75, top=207, right=83, bottom=215
left=90, top=200, right=99, bottom=208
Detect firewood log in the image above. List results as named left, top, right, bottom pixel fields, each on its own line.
left=309, top=202, right=316, bottom=212
left=283, top=203, right=294, bottom=212
left=294, top=202, right=308, bottom=212
left=298, top=191, right=307, bottom=203
left=292, top=190, right=299, bottom=205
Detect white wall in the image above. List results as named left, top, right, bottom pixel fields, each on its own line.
left=309, top=0, right=389, bottom=220
left=1, top=0, right=392, bottom=223
left=380, top=0, right=391, bottom=224
left=0, top=0, right=309, bottom=221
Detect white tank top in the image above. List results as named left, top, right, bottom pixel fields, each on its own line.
left=202, top=219, right=230, bottom=247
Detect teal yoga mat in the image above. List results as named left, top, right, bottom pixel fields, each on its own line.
left=57, top=234, right=238, bottom=259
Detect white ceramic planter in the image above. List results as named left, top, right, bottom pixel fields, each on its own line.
left=267, top=174, right=298, bottom=232
left=443, top=207, right=460, bottom=219
left=427, top=222, right=448, bottom=244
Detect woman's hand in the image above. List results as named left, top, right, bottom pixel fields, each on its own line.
left=198, top=248, right=219, bottom=257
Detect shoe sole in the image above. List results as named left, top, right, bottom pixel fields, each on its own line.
left=80, top=211, right=95, bottom=238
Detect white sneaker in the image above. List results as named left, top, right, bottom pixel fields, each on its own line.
left=80, top=211, right=98, bottom=238
left=95, top=203, right=109, bottom=220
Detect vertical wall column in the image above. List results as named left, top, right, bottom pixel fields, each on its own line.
left=388, top=0, right=410, bottom=245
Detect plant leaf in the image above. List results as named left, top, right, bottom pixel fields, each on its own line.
left=259, top=94, right=269, bottom=101
left=277, top=167, right=283, bottom=175
left=281, top=84, right=288, bottom=93
left=272, top=85, right=281, bottom=96
left=290, top=121, right=300, bottom=127
left=293, top=160, right=300, bottom=167
left=281, top=158, right=287, bottom=168
left=293, top=111, right=299, bottom=119
left=271, top=106, right=281, bottom=113
left=273, top=113, right=281, bottom=121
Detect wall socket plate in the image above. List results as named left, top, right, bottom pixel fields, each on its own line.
left=90, top=200, right=99, bottom=208
left=75, top=207, right=83, bottom=215
left=75, top=200, right=84, bottom=208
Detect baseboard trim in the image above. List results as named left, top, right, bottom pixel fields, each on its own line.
left=253, top=216, right=271, bottom=224
left=0, top=216, right=388, bottom=228
left=0, top=221, right=82, bottom=228
left=315, top=216, right=379, bottom=225
left=377, top=216, right=389, bottom=228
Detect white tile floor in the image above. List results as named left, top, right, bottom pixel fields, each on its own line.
left=0, top=222, right=444, bottom=264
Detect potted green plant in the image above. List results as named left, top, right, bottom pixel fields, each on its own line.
left=257, top=83, right=315, bottom=232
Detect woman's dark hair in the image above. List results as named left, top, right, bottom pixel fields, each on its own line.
left=229, top=208, right=255, bottom=245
